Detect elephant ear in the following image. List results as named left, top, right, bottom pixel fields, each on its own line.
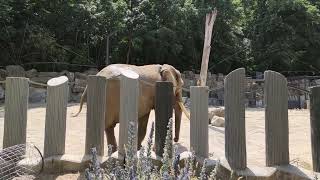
left=160, top=64, right=183, bottom=87
left=160, top=64, right=170, bottom=80
left=160, top=64, right=177, bottom=91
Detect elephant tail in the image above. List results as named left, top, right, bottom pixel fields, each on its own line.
left=178, top=101, right=190, bottom=120
left=72, top=86, right=87, bottom=117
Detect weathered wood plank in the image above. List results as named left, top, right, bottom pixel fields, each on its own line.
left=224, top=68, right=247, bottom=170
left=190, top=86, right=209, bottom=158
left=85, top=75, right=107, bottom=156
left=264, top=70, right=289, bottom=166
left=155, top=81, right=173, bottom=157
left=3, top=77, right=29, bottom=148
left=310, top=86, right=320, bottom=172
left=44, top=76, right=69, bottom=157
left=199, top=8, right=218, bottom=86
left=118, top=71, right=139, bottom=158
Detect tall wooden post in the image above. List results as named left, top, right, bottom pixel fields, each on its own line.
left=190, top=86, right=209, bottom=158
left=264, top=70, right=289, bottom=166
left=310, top=86, right=320, bottom=172
left=85, top=75, right=107, bottom=156
left=155, top=81, right=173, bottom=157
left=44, top=76, right=69, bottom=157
left=118, top=70, right=139, bottom=158
left=199, top=8, right=218, bottom=86
left=224, top=68, right=247, bottom=170
left=3, top=77, right=29, bottom=148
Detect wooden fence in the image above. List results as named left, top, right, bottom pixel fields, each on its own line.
left=1, top=68, right=320, bottom=174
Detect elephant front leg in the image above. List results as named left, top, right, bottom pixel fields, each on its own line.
left=105, top=127, right=117, bottom=153
left=138, top=112, right=150, bottom=150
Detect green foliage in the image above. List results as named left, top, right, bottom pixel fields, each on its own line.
left=247, top=0, right=320, bottom=74
left=0, top=0, right=319, bottom=74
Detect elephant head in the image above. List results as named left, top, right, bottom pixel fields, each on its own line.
left=159, top=64, right=190, bottom=142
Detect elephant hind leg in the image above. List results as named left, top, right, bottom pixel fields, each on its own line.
left=105, top=126, right=117, bottom=153
left=137, top=112, right=150, bottom=150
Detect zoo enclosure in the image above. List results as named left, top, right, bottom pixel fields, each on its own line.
left=1, top=68, right=320, bottom=175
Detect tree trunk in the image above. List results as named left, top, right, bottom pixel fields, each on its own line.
left=126, top=35, right=132, bottom=64
left=199, top=9, right=218, bottom=86
left=106, top=36, right=110, bottom=65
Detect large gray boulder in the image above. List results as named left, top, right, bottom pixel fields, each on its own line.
left=59, top=70, right=75, bottom=82
left=0, top=85, right=4, bottom=100
left=38, top=72, right=59, bottom=78
left=211, top=116, right=225, bottom=127
left=74, top=72, right=87, bottom=80
left=6, top=65, right=25, bottom=77
left=0, top=69, right=7, bottom=80
left=184, top=71, right=195, bottom=79
left=84, top=68, right=98, bottom=75
left=72, top=78, right=86, bottom=93
left=25, top=69, right=38, bottom=78
left=30, top=77, right=52, bottom=84
left=29, top=87, right=47, bottom=103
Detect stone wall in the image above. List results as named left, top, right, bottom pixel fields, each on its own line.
left=0, top=65, right=98, bottom=103
left=181, top=71, right=320, bottom=109
left=0, top=65, right=319, bottom=108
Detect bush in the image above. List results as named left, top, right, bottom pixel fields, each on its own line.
left=84, top=118, right=220, bottom=180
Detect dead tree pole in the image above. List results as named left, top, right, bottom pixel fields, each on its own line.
left=199, top=8, right=218, bottom=86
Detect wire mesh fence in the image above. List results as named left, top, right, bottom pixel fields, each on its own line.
left=0, top=143, right=43, bottom=180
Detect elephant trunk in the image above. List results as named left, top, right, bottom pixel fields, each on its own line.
left=72, top=86, right=87, bottom=117
left=173, top=90, right=190, bottom=142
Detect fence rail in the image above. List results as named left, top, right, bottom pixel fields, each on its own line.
left=0, top=68, right=319, bottom=177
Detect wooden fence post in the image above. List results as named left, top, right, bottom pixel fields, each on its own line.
left=44, top=76, right=69, bottom=158
left=310, top=86, right=320, bottom=172
left=155, top=81, right=173, bottom=157
left=3, top=77, right=29, bottom=148
left=264, top=70, right=289, bottom=166
left=118, top=71, right=139, bottom=158
left=190, top=86, right=209, bottom=158
left=85, top=75, right=107, bottom=156
left=224, top=68, right=247, bottom=170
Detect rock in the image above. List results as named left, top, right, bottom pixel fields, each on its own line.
left=75, top=78, right=87, bottom=87
left=0, top=69, right=7, bottom=80
left=181, top=73, right=185, bottom=79
left=70, top=93, right=82, bottom=102
left=217, top=73, right=224, bottom=81
left=74, top=72, right=87, bottom=80
left=29, top=87, right=47, bottom=103
left=0, top=85, right=4, bottom=100
left=184, top=71, right=194, bottom=79
left=30, top=77, right=52, bottom=84
left=208, top=111, right=215, bottom=124
left=72, top=86, right=85, bottom=93
left=72, top=79, right=87, bottom=93
left=6, top=65, right=25, bottom=77
left=25, top=69, right=38, bottom=78
left=211, top=74, right=217, bottom=81
left=211, top=116, right=225, bottom=127
left=195, top=74, right=200, bottom=81
left=84, top=68, right=98, bottom=75
left=315, top=79, right=320, bottom=85
left=60, top=70, right=75, bottom=82
left=210, top=107, right=225, bottom=117
left=38, top=72, right=59, bottom=78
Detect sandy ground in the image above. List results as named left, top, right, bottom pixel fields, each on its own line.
left=0, top=103, right=313, bottom=179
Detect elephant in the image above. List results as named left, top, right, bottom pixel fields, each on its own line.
left=73, top=63, right=190, bottom=153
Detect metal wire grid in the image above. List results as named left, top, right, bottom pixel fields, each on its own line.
left=0, top=144, right=43, bottom=180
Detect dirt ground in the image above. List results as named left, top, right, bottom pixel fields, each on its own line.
left=0, top=103, right=313, bottom=179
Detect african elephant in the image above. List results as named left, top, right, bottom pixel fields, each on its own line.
left=74, top=64, right=189, bottom=153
